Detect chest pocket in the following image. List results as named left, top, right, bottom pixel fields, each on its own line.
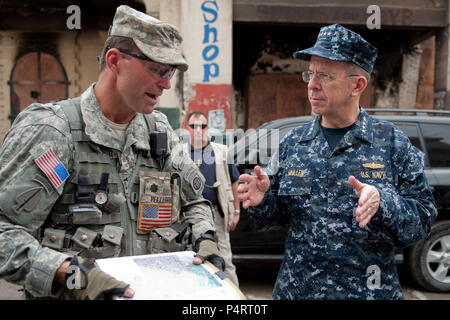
left=278, top=166, right=313, bottom=194
left=277, top=172, right=313, bottom=214
left=137, top=171, right=179, bottom=232
left=278, top=176, right=312, bottom=196
left=277, top=172, right=314, bottom=242
left=356, top=157, right=394, bottom=188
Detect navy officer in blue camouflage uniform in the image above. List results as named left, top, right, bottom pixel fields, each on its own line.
left=237, top=24, right=437, bottom=300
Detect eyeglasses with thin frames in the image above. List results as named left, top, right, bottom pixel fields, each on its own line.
left=116, top=48, right=176, bottom=80
left=301, top=71, right=360, bottom=83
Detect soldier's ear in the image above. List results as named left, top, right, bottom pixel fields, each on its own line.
left=105, top=48, right=122, bottom=75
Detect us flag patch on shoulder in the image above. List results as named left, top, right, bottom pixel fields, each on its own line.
left=34, top=149, right=69, bottom=189
left=138, top=203, right=172, bottom=231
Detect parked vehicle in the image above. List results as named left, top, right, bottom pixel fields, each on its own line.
left=229, top=108, right=450, bottom=292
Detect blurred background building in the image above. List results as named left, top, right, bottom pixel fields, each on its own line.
left=0, top=0, right=449, bottom=141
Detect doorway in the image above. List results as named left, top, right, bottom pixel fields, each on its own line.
left=9, top=51, right=69, bottom=122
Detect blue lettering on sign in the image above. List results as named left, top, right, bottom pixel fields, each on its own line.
left=203, top=24, right=217, bottom=43
left=201, top=1, right=218, bottom=23
left=201, top=0, right=220, bottom=82
left=203, top=63, right=219, bottom=82
left=202, top=45, right=219, bottom=61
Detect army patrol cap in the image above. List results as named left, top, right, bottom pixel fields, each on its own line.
left=293, top=24, right=378, bottom=74
left=109, top=5, right=188, bottom=71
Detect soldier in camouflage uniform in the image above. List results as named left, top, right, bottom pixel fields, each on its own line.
left=238, top=24, right=437, bottom=300
left=0, top=5, right=223, bottom=300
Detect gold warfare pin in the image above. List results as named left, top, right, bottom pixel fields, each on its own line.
left=362, top=162, right=384, bottom=169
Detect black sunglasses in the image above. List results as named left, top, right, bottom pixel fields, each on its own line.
left=117, top=48, right=152, bottom=62
left=188, top=124, right=208, bottom=129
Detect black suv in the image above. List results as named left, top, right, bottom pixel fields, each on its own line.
left=229, top=109, right=450, bottom=293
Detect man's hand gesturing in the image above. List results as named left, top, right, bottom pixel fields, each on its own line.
left=237, top=166, right=270, bottom=209
left=349, top=175, right=380, bottom=228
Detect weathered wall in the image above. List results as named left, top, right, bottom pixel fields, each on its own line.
left=180, top=0, right=233, bottom=132
left=1, top=0, right=447, bottom=144
left=0, top=29, right=105, bottom=141
left=58, top=30, right=107, bottom=98
left=233, top=0, right=448, bottom=27
left=0, top=32, right=17, bottom=140
left=375, top=36, right=436, bottom=110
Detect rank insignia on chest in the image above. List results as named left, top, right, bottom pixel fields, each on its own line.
left=362, top=162, right=384, bottom=169
left=34, top=149, right=69, bottom=189
left=138, top=203, right=172, bottom=231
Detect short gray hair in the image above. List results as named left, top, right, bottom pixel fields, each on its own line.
left=346, top=62, right=371, bottom=82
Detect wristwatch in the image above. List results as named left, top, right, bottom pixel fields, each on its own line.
left=95, top=173, right=109, bottom=206
left=233, top=209, right=240, bottom=215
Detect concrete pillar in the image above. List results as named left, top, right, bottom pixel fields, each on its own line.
left=0, top=31, right=19, bottom=141
left=180, top=0, right=233, bottom=132
left=58, top=31, right=81, bottom=98
left=143, top=0, right=160, bottom=19
left=150, top=0, right=183, bottom=129
left=399, top=45, right=422, bottom=109
left=58, top=30, right=107, bottom=98
left=416, top=36, right=435, bottom=110
left=434, top=4, right=450, bottom=110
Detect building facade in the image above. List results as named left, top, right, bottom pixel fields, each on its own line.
left=0, top=0, right=449, bottom=142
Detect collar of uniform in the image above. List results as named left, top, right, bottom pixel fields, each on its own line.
left=351, top=107, right=374, bottom=144
left=298, top=107, right=373, bottom=144
left=297, top=117, right=321, bottom=143
left=80, top=84, right=150, bottom=151
left=126, top=113, right=150, bottom=151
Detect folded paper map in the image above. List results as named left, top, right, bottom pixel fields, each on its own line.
left=96, top=251, right=245, bottom=300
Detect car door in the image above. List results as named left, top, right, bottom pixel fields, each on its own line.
left=419, top=122, right=450, bottom=210
left=392, top=120, right=442, bottom=187
left=231, top=122, right=304, bottom=259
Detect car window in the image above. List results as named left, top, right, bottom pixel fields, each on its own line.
left=257, top=124, right=300, bottom=165
left=279, top=125, right=298, bottom=138
left=232, top=124, right=298, bottom=167
left=393, top=122, right=423, bottom=152
left=420, top=123, right=450, bottom=167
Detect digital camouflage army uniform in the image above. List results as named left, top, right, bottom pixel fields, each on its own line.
left=0, top=84, right=215, bottom=298
left=250, top=108, right=437, bottom=300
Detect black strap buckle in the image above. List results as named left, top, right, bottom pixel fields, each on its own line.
left=76, top=174, right=95, bottom=203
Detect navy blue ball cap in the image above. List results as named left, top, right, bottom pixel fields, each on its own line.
left=293, top=24, right=378, bottom=74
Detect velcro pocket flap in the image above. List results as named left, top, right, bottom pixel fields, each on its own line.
left=101, top=225, right=123, bottom=246
left=154, top=227, right=179, bottom=242
left=72, top=227, right=98, bottom=249
left=41, top=228, right=66, bottom=250
left=70, top=205, right=103, bottom=225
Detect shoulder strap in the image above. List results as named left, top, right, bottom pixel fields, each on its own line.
left=58, top=97, right=82, bottom=130
left=182, top=142, right=189, bottom=156
left=58, top=98, right=89, bottom=142
left=143, top=112, right=157, bottom=132
left=143, top=111, right=175, bottom=156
